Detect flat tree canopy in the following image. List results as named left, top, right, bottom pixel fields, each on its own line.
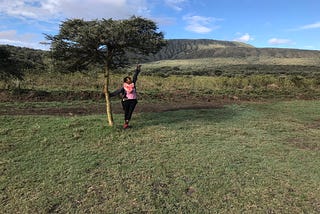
left=45, top=16, right=166, bottom=72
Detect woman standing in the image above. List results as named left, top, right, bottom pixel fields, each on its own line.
left=110, top=65, right=141, bottom=129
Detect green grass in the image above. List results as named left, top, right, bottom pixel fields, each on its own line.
left=3, top=71, right=320, bottom=102
left=1, top=100, right=320, bottom=213
left=0, top=100, right=99, bottom=108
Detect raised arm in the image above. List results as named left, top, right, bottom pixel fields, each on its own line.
left=132, top=64, right=141, bottom=84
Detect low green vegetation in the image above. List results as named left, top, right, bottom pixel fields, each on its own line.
left=2, top=67, right=319, bottom=101
left=1, top=46, right=320, bottom=101
left=1, top=100, right=320, bottom=213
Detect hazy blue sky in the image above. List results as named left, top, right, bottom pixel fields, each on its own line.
left=0, top=0, right=319, bottom=50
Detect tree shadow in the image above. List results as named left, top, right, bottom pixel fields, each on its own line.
left=135, top=106, right=238, bottom=128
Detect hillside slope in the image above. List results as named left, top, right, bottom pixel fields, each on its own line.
left=2, top=39, right=320, bottom=76
left=144, top=39, right=320, bottom=62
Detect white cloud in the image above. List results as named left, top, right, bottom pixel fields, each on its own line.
left=299, top=21, right=320, bottom=30
left=165, top=0, right=187, bottom=11
left=0, top=30, right=46, bottom=49
left=183, top=15, right=221, bottom=34
left=268, top=38, right=293, bottom=45
left=0, top=0, right=61, bottom=20
left=0, top=30, right=34, bottom=42
left=234, top=33, right=252, bottom=43
left=154, top=16, right=177, bottom=26
left=0, top=0, right=150, bottom=49
left=289, top=21, right=320, bottom=31
left=0, top=0, right=149, bottom=20
left=59, top=0, right=149, bottom=20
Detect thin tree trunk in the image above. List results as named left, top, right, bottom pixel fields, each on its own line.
left=104, top=65, right=114, bottom=126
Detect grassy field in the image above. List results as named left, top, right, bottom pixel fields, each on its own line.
left=2, top=68, right=320, bottom=103
left=1, top=100, right=320, bottom=213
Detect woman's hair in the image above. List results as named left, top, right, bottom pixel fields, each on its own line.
left=123, top=76, right=131, bottom=82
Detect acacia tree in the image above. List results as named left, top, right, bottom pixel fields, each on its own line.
left=46, top=16, right=166, bottom=126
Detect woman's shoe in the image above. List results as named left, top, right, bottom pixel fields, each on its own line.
left=123, top=123, right=129, bottom=129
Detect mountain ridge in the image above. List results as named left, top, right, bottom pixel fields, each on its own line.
left=2, top=39, right=320, bottom=67
left=143, top=39, right=320, bottom=62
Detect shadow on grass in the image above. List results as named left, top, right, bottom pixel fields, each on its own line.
left=135, top=106, right=237, bottom=128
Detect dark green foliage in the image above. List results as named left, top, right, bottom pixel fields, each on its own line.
left=0, top=45, right=48, bottom=83
left=289, top=75, right=307, bottom=88
left=45, top=16, right=166, bottom=72
left=145, top=64, right=320, bottom=77
left=214, top=69, right=223, bottom=76
left=0, top=46, right=25, bottom=81
left=214, top=64, right=320, bottom=77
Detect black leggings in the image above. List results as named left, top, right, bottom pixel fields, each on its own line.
left=122, top=99, right=137, bottom=121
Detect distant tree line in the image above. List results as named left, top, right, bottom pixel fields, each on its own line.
left=0, top=45, right=47, bottom=82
